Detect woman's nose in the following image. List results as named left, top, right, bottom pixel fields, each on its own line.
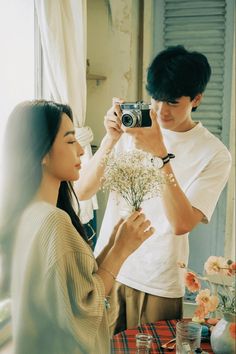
left=77, top=141, right=84, bottom=156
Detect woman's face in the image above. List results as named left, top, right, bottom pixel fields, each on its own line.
left=43, top=113, right=84, bottom=182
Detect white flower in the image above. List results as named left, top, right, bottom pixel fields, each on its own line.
left=204, top=256, right=228, bottom=275
left=101, top=149, right=172, bottom=210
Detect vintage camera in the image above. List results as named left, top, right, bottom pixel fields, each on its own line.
left=120, top=101, right=151, bottom=127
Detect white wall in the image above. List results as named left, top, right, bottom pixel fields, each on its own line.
left=86, top=0, right=140, bottom=231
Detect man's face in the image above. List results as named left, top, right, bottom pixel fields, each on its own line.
left=151, top=95, right=201, bottom=132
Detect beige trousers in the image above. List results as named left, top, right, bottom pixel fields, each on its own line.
left=108, top=281, right=183, bottom=335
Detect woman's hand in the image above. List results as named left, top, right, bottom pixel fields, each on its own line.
left=97, top=211, right=154, bottom=295
left=112, top=211, right=155, bottom=260
left=107, top=219, right=124, bottom=247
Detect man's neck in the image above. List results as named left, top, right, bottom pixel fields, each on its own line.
left=172, top=120, right=197, bottom=133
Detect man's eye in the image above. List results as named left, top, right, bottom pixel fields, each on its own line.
left=68, top=141, right=76, bottom=144
left=168, top=101, right=178, bottom=106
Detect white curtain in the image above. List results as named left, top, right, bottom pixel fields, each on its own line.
left=35, top=0, right=97, bottom=224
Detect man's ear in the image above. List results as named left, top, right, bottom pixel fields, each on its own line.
left=192, top=94, right=203, bottom=109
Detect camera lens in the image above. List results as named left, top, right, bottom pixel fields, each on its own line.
left=122, top=113, right=136, bottom=127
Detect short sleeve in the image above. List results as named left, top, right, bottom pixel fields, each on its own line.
left=185, top=149, right=232, bottom=222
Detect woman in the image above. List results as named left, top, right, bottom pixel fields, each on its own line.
left=0, top=100, right=154, bottom=354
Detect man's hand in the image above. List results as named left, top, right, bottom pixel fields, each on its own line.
left=122, top=109, right=167, bottom=157
left=104, top=97, right=124, bottom=143
left=76, top=98, right=124, bottom=200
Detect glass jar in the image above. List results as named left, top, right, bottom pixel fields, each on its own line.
left=135, top=333, right=153, bottom=353
left=176, top=320, right=202, bottom=354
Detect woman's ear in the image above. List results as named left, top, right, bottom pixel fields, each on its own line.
left=192, top=94, right=203, bottom=109
left=42, top=154, right=49, bottom=166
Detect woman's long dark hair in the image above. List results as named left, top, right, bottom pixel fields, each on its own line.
left=0, top=100, right=88, bottom=297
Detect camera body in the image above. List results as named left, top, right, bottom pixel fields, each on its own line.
left=120, top=102, right=151, bottom=128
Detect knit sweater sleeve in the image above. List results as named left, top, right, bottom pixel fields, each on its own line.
left=39, top=209, right=107, bottom=352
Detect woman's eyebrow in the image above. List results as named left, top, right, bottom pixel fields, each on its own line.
left=63, top=130, right=75, bottom=137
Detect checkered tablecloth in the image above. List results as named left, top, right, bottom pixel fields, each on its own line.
left=111, top=319, right=213, bottom=353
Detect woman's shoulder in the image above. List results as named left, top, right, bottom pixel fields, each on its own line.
left=20, top=201, right=70, bottom=232
left=20, top=202, right=78, bottom=246
left=23, top=202, right=93, bottom=265
left=43, top=202, right=70, bottom=222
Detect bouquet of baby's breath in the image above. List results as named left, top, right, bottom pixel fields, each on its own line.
left=101, top=149, right=173, bottom=211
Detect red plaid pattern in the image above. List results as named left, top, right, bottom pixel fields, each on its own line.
left=111, top=320, right=213, bottom=353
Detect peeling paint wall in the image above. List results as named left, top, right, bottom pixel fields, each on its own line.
left=87, top=0, right=139, bottom=144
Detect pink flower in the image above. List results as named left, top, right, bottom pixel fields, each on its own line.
left=193, top=304, right=206, bottom=322
left=196, top=289, right=211, bottom=305
left=184, top=271, right=201, bottom=292
left=195, top=289, right=219, bottom=314
left=220, top=259, right=236, bottom=275
left=229, top=323, right=236, bottom=340
left=229, top=262, right=236, bottom=276
left=206, top=295, right=219, bottom=312
left=204, top=256, right=226, bottom=275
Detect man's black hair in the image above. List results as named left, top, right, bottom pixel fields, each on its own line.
left=146, top=45, right=211, bottom=111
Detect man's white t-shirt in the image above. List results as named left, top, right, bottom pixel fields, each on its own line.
left=95, top=122, right=231, bottom=298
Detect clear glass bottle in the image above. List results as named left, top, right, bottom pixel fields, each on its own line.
left=135, top=333, right=153, bottom=353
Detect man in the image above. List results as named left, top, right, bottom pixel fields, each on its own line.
left=77, top=46, right=232, bottom=333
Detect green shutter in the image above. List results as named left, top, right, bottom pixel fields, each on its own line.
left=153, top=0, right=234, bottom=273
left=153, top=0, right=234, bottom=144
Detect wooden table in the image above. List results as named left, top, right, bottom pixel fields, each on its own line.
left=111, top=319, right=213, bottom=353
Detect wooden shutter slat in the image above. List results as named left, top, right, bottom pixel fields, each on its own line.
left=165, top=16, right=225, bottom=24
left=163, top=0, right=226, bottom=137
left=165, top=9, right=225, bottom=17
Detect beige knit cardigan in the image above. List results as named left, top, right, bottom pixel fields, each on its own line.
left=11, top=201, right=110, bottom=354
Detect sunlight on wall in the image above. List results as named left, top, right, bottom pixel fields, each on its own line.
left=0, top=0, right=34, bottom=198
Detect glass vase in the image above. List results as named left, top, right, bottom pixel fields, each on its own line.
left=210, top=312, right=236, bottom=354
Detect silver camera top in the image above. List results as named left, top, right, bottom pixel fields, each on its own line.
left=120, top=101, right=150, bottom=110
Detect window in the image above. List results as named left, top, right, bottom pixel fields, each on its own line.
left=0, top=0, right=35, bottom=195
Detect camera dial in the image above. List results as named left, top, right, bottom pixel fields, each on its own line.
left=122, top=110, right=142, bottom=128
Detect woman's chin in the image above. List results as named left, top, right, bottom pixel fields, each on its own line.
left=66, top=172, right=80, bottom=182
